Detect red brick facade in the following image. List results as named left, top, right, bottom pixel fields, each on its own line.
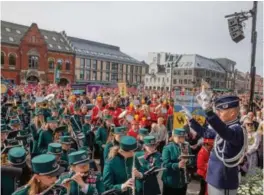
left=1, top=23, right=75, bottom=85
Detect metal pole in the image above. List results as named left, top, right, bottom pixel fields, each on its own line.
left=249, top=1, right=258, bottom=111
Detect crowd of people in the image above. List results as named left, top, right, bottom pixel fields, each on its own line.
left=1, top=83, right=263, bottom=195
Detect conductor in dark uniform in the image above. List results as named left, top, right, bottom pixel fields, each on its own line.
left=183, top=89, right=245, bottom=195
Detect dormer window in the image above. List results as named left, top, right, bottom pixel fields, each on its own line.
left=49, top=44, right=53, bottom=48
left=58, top=46, right=62, bottom=49
left=52, top=37, right=56, bottom=41
left=60, top=38, right=64, bottom=43
left=65, top=47, right=69, bottom=51
left=9, top=37, right=14, bottom=42
left=16, top=30, right=21, bottom=34
left=44, top=36, right=48, bottom=40
left=5, top=28, right=11, bottom=32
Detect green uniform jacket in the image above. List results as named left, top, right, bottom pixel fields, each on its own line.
left=42, top=108, right=51, bottom=122
left=12, top=184, right=67, bottom=195
left=37, top=129, right=53, bottom=154
left=103, top=140, right=119, bottom=161
left=2, top=175, right=16, bottom=195
left=95, top=127, right=108, bottom=151
left=82, top=124, right=91, bottom=146
left=58, top=171, right=104, bottom=195
left=103, top=153, right=134, bottom=195
left=162, top=142, right=193, bottom=189
left=135, top=151, right=162, bottom=195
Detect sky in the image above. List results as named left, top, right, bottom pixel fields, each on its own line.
left=1, top=1, right=263, bottom=75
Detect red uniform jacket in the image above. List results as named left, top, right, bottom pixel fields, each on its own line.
left=127, top=129, right=138, bottom=139
left=109, top=107, right=123, bottom=126
left=91, top=105, right=104, bottom=122
left=197, top=146, right=210, bottom=179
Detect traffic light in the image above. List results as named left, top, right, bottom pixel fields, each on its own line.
left=227, top=17, right=245, bottom=43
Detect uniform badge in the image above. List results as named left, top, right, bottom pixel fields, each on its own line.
left=52, top=163, right=57, bottom=168
left=222, top=104, right=228, bottom=109
left=16, top=159, right=22, bottom=163
left=56, top=149, right=60, bottom=153
left=150, top=140, right=155, bottom=144
left=81, top=155, right=87, bottom=160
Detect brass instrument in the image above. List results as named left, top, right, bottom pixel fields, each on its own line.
left=1, top=153, right=8, bottom=165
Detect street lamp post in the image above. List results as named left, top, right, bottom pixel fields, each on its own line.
left=169, top=55, right=182, bottom=100
left=225, top=1, right=258, bottom=111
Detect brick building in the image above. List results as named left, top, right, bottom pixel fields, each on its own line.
left=1, top=20, right=75, bottom=85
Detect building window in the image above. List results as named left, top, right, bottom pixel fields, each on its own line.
left=57, top=59, right=63, bottom=69
left=92, top=71, right=97, bottom=80
left=212, top=72, right=215, bottom=77
left=1, top=52, right=5, bottom=65
left=112, top=63, right=118, bottom=82
left=48, top=58, right=55, bottom=70
left=188, top=70, right=192, bottom=75
left=174, top=70, right=177, bottom=75
left=65, top=61, right=70, bottom=71
left=112, top=63, right=118, bottom=72
left=120, top=64, right=123, bottom=73
left=80, top=70, right=84, bottom=80
left=173, top=79, right=177, bottom=84
left=126, top=64, right=129, bottom=73
left=86, top=59, right=91, bottom=69
left=31, top=36, right=36, bottom=43
left=184, top=79, right=188, bottom=84
left=28, top=56, right=39, bottom=69
left=80, top=58, right=85, bottom=69
left=135, top=66, right=138, bottom=74
left=184, top=70, right=188, bottom=75
left=93, top=60, right=97, bottom=70
left=139, top=67, right=142, bottom=74
left=86, top=70, right=90, bottom=80
left=188, top=79, right=192, bottom=84
left=179, top=79, right=182, bottom=84
left=106, top=72, right=110, bottom=81
left=106, top=62, right=110, bottom=71
left=206, top=71, right=210, bottom=76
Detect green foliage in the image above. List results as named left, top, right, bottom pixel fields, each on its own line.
left=237, top=168, right=263, bottom=195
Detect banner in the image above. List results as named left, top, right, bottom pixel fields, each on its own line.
left=55, top=67, right=60, bottom=83
left=173, top=90, right=206, bottom=129
left=118, top=83, right=127, bottom=97
left=87, top=85, right=102, bottom=93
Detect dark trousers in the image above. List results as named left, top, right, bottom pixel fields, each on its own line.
left=157, top=141, right=166, bottom=153
left=199, top=178, right=207, bottom=195
left=163, top=185, right=187, bottom=195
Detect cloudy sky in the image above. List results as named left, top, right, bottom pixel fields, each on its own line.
left=1, top=1, right=263, bottom=75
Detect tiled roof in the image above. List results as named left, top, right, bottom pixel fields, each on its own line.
left=1, top=20, right=74, bottom=53
left=69, top=36, right=144, bottom=65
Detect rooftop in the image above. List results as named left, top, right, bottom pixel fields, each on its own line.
left=69, top=36, right=144, bottom=65
left=1, top=20, right=74, bottom=53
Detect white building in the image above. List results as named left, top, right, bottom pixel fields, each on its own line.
left=145, top=52, right=229, bottom=91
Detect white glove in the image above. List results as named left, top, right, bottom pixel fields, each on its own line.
left=196, top=89, right=212, bottom=111
left=181, top=106, right=193, bottom=120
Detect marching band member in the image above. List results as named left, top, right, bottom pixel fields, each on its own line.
left=50, top=108, right=60, bottom=121
left=137, top=128, right=149, bottom=151
left=82, top=115, right=92, bottom=137
left=104, top=126, right=127, bottom=161
left=91, top=96, right=104, bottom=124
left=135, top=136, right=162, bottom=195
left=58, top=150, right=105, bottom=195
left=127, top=120, right=140, bottom=139
left=47, top=143, right=67, bottom=168
left=17, top=106, right=28, bottom=129
left=12, top=154, right=65, bottom=195
left=197, top=134, right=214, bottom=195
left=9, top=119, right=21, bottom=131
left=71, top=105, right=82, bottom=132
left=95, top=115, right=113, bottom=171
left=162, top=128, right=193, bottom=195
left=107, top=99, right=123, bottom=127
left=103, top=136, right=143, bottom=195
left=191, top=93, right=245, bottom=195
left=60, top=136, right=76, bottom=170
left=37, top=117, right=58, bottom=154
left=7, top=147, right=32, bottom=187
